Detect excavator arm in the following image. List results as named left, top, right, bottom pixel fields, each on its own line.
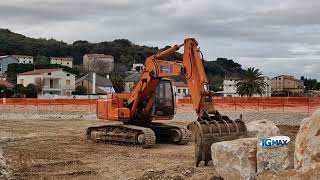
left=127, top=38, right=215, bottom=121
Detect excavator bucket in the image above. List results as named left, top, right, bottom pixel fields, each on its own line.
left=188, top=112, right=247, bottom=167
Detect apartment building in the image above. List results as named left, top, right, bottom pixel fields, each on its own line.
left=17, top=69, right=75, bottom=95
left=271, top=75, right=304, bottom=93
left=50, top=57, right=73, bottom=68
left=13, top=55, right=34, bottom=64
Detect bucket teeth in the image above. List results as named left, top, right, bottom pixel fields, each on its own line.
left=188, top=115, right=247, bottom=167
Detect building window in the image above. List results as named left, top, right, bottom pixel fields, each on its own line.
left=48, top=73, right=51, bottom=75
left=67, top=62, right=69, bottom=65
left=178, top=89, right=181, bottom=93
left=183, top=89, right=186, bottom=94
left=67, top=74, right=70, bottom=76
left=0, top=63, right=2, bottom=72
left=66, top=80, right=70, bottom=85
left=29, top=61, right=31, bottom=63
left=20, top=79, right=24, bottom=84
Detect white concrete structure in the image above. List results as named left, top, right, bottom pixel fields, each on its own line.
left=50, top=57, right=73, bottom=68
left=13, top=55, right=34, bottom=64
left=173, top=81, right=189, bottom=98
left=17, top=69, right=75, bottom=95
left=216, top=76, right=271, bottom=97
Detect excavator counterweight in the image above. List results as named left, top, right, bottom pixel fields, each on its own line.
left=87, top=38, right=247, bottom=166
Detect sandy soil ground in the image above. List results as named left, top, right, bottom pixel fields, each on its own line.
left=0, top=115, right=300, bottom=180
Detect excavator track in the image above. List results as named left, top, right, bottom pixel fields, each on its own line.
left=86, top=124, right=156, bottom=148
left=150, top=123, right=191, bottom=145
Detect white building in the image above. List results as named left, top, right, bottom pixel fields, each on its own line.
left=50, top=57, right=73, bottom=68
left=173, top=81, right=189, bottom=98
left=13, top=55, right=34, bottom=64
left=76, top=73, right=115, bottom=94
left=216, top=76, right=271, bottom=97
left=17, top=69, right=75, bottom=95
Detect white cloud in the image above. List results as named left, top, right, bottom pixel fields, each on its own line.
left=0, top=0, right=320, bottom=79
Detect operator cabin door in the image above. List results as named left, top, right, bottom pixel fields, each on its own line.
left=152, top=79, right=175, bottom=118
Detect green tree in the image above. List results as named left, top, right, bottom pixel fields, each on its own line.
left=12, top=84, right=25, bottom=97
left=23, top=84, right=38, bottom=98
left=73, top=86, right=87, bottom=95
left=236, top=67, right=266, bottom=97
left=110, top=74, right=124, bottom=93
left=34, top=55, right=49, bottom=66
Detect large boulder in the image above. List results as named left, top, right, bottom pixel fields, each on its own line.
left=294, top=110, right=320, bottom=169
left=211, top=138, right=258, bottom=180
left=246, top=120, right=280, bottom=138
left=257, top=143, right=293, bottom=173
left=257, top=163, right=320, bottom=180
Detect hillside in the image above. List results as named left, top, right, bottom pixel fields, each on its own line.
left=0, top=29, right=244, bottom=90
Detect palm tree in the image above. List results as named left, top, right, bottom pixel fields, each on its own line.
left=236, top=67, right=266, bottom=97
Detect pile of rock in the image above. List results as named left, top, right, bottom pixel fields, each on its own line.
left=210, top=109, right=320, bottom=180
left=211, top=120, right=292, bottom=180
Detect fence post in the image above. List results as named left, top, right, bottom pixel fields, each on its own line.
left=282, top=97, right=285, bottom=112
left=308, top=97, right=310, bottom=115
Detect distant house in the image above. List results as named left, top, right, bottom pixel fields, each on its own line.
left=216, top=76, right=271, bottom=97
left=271, top=75, right=304, bottom=93
left=83, top=54, right=114, bottom=74
left=0, top=55, right=19, bottom=74
left=17, top=69, right=75, bottom=95
left=173, top=81, right=189, bottom=97
left=50, top=57, right=73, bottom=68
left=76, top=73, right=115, bottom=94
left=13, top=55, right=34, bottom=64
left=0, top=80, right=14, bottom=88
left=123, top=73, right=141, bottom=93
left=128, top=63, right=144, bottom=73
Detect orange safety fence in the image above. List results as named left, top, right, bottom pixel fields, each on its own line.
left=0, top=98, right=98, bottom=111
left=0, top=97, right=320, bottom=114
left=177, top=97, right=320, bottom=114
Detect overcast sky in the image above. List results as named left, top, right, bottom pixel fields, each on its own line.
left=1, top=0, right=320, bottom=79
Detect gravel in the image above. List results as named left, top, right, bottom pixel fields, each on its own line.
left=174, top=110, right=309, bottom=126
left=0, top=109, right=97, bottom=121
left=0, top=109, right=309, bottom=126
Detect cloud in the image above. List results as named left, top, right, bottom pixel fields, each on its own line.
left=0, top=0, right=320, bottom=79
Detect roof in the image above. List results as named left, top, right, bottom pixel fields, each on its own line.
left=50, top=57, right=74, bottom=61
left=76, top=73, right=113, bottom=87
left=17, top=69, right=62, bottom=75
left=0, top=80, right=14, bottom=88
left=173, top=81, right=188, bottom=87
left=84, top=54, right=114, bottom=59
left=0, top=55, right=18, bottom=61
left=13, top=55, right=33, bottom=58
left=124, top=73, right=141, bottom=82
left=272, top=75, right=302, bottom=82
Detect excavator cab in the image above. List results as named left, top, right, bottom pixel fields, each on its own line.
left=151, top=79, right=175, bottom=119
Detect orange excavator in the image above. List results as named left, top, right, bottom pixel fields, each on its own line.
left=87, top=38, right=247, bottom=166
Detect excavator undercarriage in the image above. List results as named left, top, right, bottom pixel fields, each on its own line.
left=86, top=123, right=190, bottom=147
